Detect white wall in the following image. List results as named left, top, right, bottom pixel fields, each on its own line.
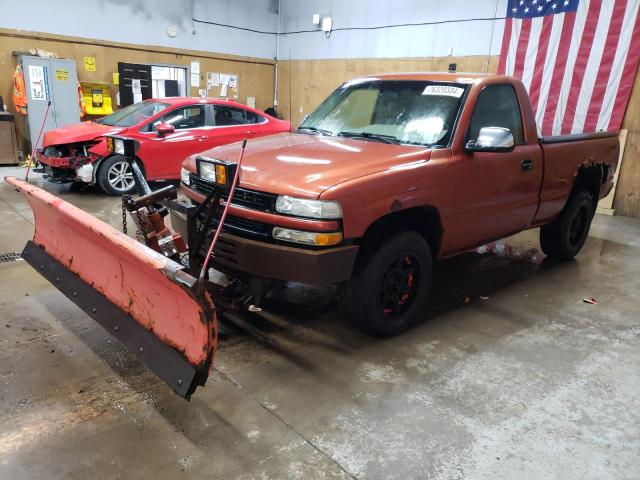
left=5, top=0, right=508, bottom=61
left=3, top=0, right=279, bottom=59
left=278, top=0, right=508, bottom=60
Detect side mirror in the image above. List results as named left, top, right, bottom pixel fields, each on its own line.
left=156, top=122, right=175, bottom=137
left=465, top=127, right=514, bottom=152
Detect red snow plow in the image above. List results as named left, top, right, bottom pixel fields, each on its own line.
left=7, top=137, right=247, bottom=399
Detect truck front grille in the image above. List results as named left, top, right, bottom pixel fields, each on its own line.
left=189, top=174, right=276, bottom=212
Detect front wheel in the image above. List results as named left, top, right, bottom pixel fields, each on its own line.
left=345, top=231, right=432, bottom=338
left=540, top=190, right=595, bottom=260
left=97, top=155, right=137, bottom=195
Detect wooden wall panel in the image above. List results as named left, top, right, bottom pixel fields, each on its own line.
left=615, top=67, right=640, bottom=217
left=276, top=55, right=498, bottom=128
left=0, top=28, right=275, bottom=152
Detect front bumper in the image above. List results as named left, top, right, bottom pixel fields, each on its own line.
left=170, top=203, right=358, bottom=286
left=36, top=151, right=99, bottom=183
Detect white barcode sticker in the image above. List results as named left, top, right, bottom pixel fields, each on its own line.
left=423, top=85, right=464, bottom=97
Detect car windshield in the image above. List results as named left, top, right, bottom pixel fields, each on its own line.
left=299, top=80, right=467, bottom=147
left=95, top=101, right=170, bottom=127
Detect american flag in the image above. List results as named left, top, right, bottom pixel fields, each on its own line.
left=498, top=0, right=640, bottom=135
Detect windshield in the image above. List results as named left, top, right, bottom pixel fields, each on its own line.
left=299, top=80, right=467, bottom=147
left=95, top=101, right=170, bottom=127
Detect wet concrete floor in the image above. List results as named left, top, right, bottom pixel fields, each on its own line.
left=0, top=167, right=639, bottom=479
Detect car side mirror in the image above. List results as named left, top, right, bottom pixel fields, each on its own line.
left=156, top=122, right=175, bottom=137
left=465, top=127, right=515, bottom=152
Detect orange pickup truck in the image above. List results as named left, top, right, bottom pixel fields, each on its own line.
left=179, top=72, right=619, bottom=337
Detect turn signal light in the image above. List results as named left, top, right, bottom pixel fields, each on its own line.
left=272, top=227, right=342, bottom=246
left=215, top=164, right=227, bottom=186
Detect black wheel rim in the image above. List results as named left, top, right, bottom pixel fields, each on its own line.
left=379, top=254, right=420, bottom=317
left=568, top=206, right=588, bottom=246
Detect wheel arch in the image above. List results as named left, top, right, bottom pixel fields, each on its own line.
left=571, top=163, right=609, bottom=208
left=356, top=206, right=443, bottom=259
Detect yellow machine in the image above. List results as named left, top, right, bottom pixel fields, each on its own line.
left=79, top=82, right=113, bottom=115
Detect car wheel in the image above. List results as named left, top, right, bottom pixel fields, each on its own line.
left=345, top=231, right=432, bottom=338
left=97, top=155, right=137, bottom=195
left=540, top=190, right=594, bottom=260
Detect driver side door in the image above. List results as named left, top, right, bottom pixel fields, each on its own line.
left=137, top=104, right=210, bottom=180
left=450, top=85, right=543, bottom=251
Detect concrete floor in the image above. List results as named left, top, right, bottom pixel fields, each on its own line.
left=0, top=166, right=639, bottom=479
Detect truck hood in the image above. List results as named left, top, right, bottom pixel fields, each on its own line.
left=42, top=121, right=126, bottom=147
left=195, top=133, right=432, bottom=197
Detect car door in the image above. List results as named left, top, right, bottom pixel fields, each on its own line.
left=137, top=104, right=209, bottom=180
left=450, top=84, right=543, bottom=251
left=199, top=104, right=260, bottom=150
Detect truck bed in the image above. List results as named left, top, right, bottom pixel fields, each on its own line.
left=535, top=131, right=619, bottom=224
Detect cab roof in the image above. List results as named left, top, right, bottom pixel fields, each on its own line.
left=356, top=72, right=496, bottom=83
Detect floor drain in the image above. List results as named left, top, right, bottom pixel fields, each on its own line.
left=0, top=252, right=22, bottom=263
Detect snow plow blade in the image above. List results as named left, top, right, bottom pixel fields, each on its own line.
left=7, top=177, right=216, bottom=399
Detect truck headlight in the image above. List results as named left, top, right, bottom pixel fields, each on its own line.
left=273, top=227, right=342, bottom=246
left=181, top=167, right=191, bottom=186
left=275, top=196, right=342, bottom=219
left=198, top=158, right=235, bottom=187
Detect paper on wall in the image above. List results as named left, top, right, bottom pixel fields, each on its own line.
left=28, top=65, right=47, bottom=101
left=131, top=79, right=141, bottom=95
left=190, top=61, right=200, bottom=75
left=207, top=72, right=220, bottom=89
left=246, top=96, right=256, bottom=109
left=229, top=74, right=238, bottom=89
left=220, top=84, right=228, bottom=97
left=219, top=74, right=230, bottom=86
left=198, top=89, right=207, bottom=98
left=190, top=72, right=200, bottom=87
left=133, top=93, right=143, bottom=104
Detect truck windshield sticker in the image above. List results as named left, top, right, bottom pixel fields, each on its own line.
left=423, top=85, right=464, bottom=98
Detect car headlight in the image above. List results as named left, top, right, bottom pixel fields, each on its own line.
left=273, top=227, right=342, bottom=246
left=275, top=195, right=342, bottom=219
left=181, top=167, right=191, bottom=186
left=113, top=138, right=125, bottom=155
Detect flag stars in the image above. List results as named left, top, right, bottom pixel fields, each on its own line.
left=564, top=0, right=570, bottom=5
left=524, top=6, right=530, bottom=13
left=532, top=0, right=537, bottom=4
left=552, top=3, right=557, bottom=8
left=520, top=0, right=524, bottom=5
left=538, top=5, right=543, bottom=10
left=512, top=7, right=518, bottom=12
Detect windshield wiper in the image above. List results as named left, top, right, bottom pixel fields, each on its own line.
left=297, top=126, right=332, bottom=136
left=338, top=131, right=399, bottom=144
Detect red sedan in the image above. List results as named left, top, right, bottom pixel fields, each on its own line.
left=36, top=98, right=291, bottom=195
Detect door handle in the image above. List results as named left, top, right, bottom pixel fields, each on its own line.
left=521, top=159, right=534, bottom=172
left=244, top=130, right=256, bottom=136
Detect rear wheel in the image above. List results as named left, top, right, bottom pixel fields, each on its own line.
left=97, top=155, right=137, bottom=195
left=540, top=190, right=594, bottom=260
left=345, top=231, right=432, bottom=337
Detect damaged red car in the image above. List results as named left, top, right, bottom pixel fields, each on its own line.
left=36, top=98, right=290, bottom=195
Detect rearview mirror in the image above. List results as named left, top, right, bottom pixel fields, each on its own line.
left=156, top=122, right=175, bottom=137
left=465, top=127, right=514, bottom=152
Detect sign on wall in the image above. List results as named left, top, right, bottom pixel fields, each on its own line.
left=55, top=69, right=70, bottom=81
left=28, top=65, right=47, bottom=101
left=84, top=56, right=96, bottom=72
